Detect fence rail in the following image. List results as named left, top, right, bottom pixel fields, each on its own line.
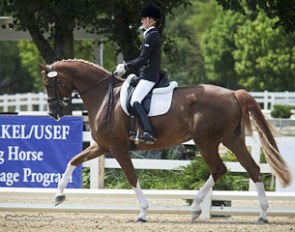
left=1, top=188, right=295, bottom=218
left=1, top=91, right=295, bottom=112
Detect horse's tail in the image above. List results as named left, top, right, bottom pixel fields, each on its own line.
left=234, top=89, right=292, bottom=187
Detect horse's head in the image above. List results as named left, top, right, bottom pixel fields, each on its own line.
left=40, top=63, right=74, bottom=121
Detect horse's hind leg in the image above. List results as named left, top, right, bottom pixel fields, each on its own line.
left=191, top=142, right=227, bottom=220
left=223, top=138, right=269, bottom=224
left=55, top=142, right=106, bottom=205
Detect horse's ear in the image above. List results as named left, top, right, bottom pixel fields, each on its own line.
left=39, top=64, right=47, bottom=72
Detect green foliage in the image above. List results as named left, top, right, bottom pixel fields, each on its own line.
left=0, top=42, right=34, bottom=94
left=104, top=169, right=183, bottom=190
left=82, top=167, right=90, bottom=188
left=18, top=41, right=44, bottom=91
left=162, top=1, right=213, bottom=86
left=216, top=0, right=295, bottom=33
left=270, top=104, right=293, bottom=118
left=201, top=9, right=245, bottom=89
left=16, top=40, right=99, bottom=93
left=178, top=156, right=248, bottom=192
left=234, top=13, right=295, bottom=91
left=101, top=41, right=117, bottom=71
left=201, top=7, right=295, bottom=91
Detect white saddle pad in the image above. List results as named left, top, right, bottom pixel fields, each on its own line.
left=120, top=75, right=178, bottom=117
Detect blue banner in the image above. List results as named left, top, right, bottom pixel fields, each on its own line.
left=0, top=116, right=83, bottom=188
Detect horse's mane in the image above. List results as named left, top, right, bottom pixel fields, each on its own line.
left=52, top=59, right=124, bottom=81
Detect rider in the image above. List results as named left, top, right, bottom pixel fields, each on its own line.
left=115, top=4, right=163, bottom=144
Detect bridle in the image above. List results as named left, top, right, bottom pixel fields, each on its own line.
left=44, top=65, right=73, bottom=114
left=44, top=64, right=116, bottom=124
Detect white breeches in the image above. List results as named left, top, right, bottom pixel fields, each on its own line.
left=130, top=79, right=156, bottom=106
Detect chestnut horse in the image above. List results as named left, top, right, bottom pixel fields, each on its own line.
left=40, top=59, right=291, bottom=223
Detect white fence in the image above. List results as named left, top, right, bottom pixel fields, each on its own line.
left=1, top=91, right=295, bottom=112
left=82, top=132, right=295, bottom=192
left=1, top=127, right=295, bottom=218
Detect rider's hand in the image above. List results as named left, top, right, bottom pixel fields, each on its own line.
left=115, top=64, right=126, bottom=76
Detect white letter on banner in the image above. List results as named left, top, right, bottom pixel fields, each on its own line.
left=1, top=125, right=11, bottom=139
left=34, top=125, right=44, bottom=139
left=8, top=146, right=19, bottom=161
left=0, top=151, right=4, bottom=164
left=23, top=168, right=32, bottom=183
left=62, top=126, right=70, bottom=139
left=12, top=125, right=20, bottom=139
left=45, top=125, right=53, bottom=139
left=53, top=126, right=62, bottom=139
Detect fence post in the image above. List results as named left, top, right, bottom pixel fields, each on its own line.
left=15, top=94, right=20, bottom=112
left=27, top=93, right=33, bottom=111
left=3, top=94, right=8, bottom=112
left=263, top=90, right=268, bottom=110
left=38, top=92, right=45, bottom=111
left=98, top=155, right=105, bottom=188
left=285, top=91, right=290, bottom=105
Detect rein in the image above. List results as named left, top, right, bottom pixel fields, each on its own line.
left=70, top=74, right=114, bottom=101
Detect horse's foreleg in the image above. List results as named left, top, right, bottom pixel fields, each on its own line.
left=115, top=154, right=149, bottom=222
left=133, top=180, right=149, bottom=222
left=191, top=175, right=215, bottom=220
left=55, top=143, right=106, bottom=206
left=55, top=163, right=76, bottom=205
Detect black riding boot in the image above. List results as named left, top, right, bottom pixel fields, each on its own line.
left=129, top=115, right=136, bottom=141
left=132, top=102, right=156, bottom=144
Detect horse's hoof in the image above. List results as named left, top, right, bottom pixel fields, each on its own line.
left=54, top=194, right=66, bottom=206
left=191, top=210, right=202, bottom=221
left=257, top=217, right=269, bottom=224
left=136, top=217, right=147, bottom=223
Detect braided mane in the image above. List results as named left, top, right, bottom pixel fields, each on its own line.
left=52, top=59, right=124, bottom=81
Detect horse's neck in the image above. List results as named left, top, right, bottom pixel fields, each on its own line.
left=74, top=72, right=122, bottom=116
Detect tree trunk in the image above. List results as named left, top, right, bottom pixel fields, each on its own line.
left=27, top=23, right=55, bottom=64
left=54, top=25, right=74, bottom=115
left=54, top=25, right=74, bottom=60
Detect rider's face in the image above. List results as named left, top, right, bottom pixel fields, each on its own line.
left=141, top=17, right=155, bottom=30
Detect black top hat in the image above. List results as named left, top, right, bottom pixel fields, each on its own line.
left=140, top=4, right=162, bottom=20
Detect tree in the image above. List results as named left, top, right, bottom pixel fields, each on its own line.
left=201, top=7, right=295, bottom=91
left=0, top=42, right=34, bottom=94
left=201, top=9, right=245, bottom=89
left=17, top=40, right=98, bottom=91
left=216, top=0, right=295, bottom=33
left=234, top=12, right=295, bottom=91
left=162, top=0, right=219, bottom=86
left=0, top=0, right=190, bottom=64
